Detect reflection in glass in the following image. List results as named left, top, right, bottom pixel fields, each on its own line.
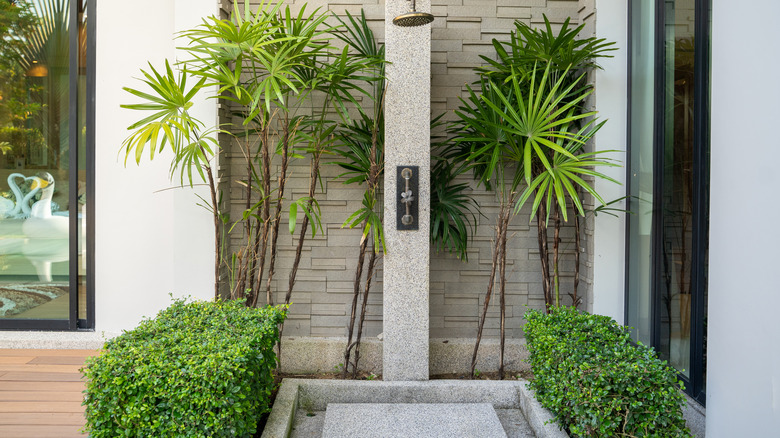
left=658, top=0, right=696, bottom=377
left=77, top=0, right=86, bottom=320
left=626, top=0, right=656, bottom=347
left=0, top=0, right=85, bottom=321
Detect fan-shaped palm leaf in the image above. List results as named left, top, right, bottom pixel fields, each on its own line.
left=515, top=120, right=620, bottom=223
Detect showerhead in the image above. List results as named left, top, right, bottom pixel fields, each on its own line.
left=393, top=0, right=434, bottom=27
left=393, top=12, right=434, bottom=27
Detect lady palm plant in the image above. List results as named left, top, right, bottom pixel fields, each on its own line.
left=329, top=10, right=385, bottom=379
left=122, top=60, right=224, bottom=298
left=334, top=110, right=384, bottom=378
left=452, top=21, right=618, bottom=378
left=285, top=9, right=384, bottom=312
left=477, top=15, right=617, bottom=309
left=452, top=75, right=522, bottom=380
left=122, top=0, right=315, bottom=301
left=121, top=1, right=377, bottom=305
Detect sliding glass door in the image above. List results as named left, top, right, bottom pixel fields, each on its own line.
left=626, top=0, right=710, bottom=404
left=0, top=0, right=92, bottom=330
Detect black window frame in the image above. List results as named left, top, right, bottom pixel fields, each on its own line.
left=0, top=0, right=95, bottom=331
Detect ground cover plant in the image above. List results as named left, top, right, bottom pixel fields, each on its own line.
left=81, top=299, right=287, bottom=437
left=524, top=306, right=691, bottom=437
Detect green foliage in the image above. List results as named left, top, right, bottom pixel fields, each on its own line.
left=452, top=16, right=621, bottom=311
left=524, top=306, right=691, bottom=438
left=478, top=15, right=616, bottom=85
left=333, top=111, right=385, bottom=253
left=0, top=1, right=46, bottom=127
left=121, top=2, right=368, bottom=301
left=430, top=115, right=479, bottom=261
left=514, top=117, right=620, bottom=223
left=0, top=1, right=36, bottom=66
left=333, top=111, right=383, bottom=186
left=458, top=15, right=620, bottom=222
left=0, top=126, right=44, bottom=156
left=331, top=10, right=386, bottom=254
left=81, top=299, right=287, bottom=438
left=288, top=196, right=321, bottom=236
left=121, top=60, right=219, bottom=185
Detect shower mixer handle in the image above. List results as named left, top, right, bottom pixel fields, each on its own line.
left=401, top=168, right=414, bottom=225
left=396, top=166, right=418, bottom=230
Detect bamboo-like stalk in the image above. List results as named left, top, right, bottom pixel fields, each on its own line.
left=250, top=126, right=272, bottom=307
left=343, top=234, right=368, bottom=378
left=352, top=244, right=377, bottom=378
left=191, top=128, right=221, bottom=301
left=552, top=203, right=561, bottom=307
left=278, top=149, right=320, bottom=368
left=536, top=202, right=552, bottom=312
left=498, top=209, right=510, bottom=380
left=343, top=94, right=382, bottom=378
left=287, top=95, right=331, bottom=304
left=264, top=115, right=295, bottom=305
left=471, top=210, right=503, bottom=378
left=236, top=134, right=254, bottom=298
left=572, top=211, right=581, bottom=308
left=286, top=152, right=320, bottom=304
left=203, top=157, right=220, bottom=301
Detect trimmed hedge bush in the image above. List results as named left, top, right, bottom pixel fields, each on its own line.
left=524, top=306, right=691, bottom=438
left=82, top=299, right=287, bottom=438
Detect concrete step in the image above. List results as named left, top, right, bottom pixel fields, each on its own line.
left=321, top=402, right=508, bottom=438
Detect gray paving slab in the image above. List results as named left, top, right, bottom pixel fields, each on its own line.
left=321, top=403, right=508, bottom=438
left=290, top=410, right=325, bottom=438
left=297, top=379, right=523, bottom=411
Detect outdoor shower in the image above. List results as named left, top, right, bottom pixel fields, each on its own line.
left=392, top=0, right=434, bottom=27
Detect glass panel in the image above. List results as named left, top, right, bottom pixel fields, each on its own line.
left=0, top=0, right=71, bottom=320
left=626, top=0, right=655, bottom=347
left=658, top=0, right=696, bottom=377
left=77, top=0, right=86, bottom=320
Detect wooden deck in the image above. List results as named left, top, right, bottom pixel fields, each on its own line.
left=0, top=349, right=98, bottom=438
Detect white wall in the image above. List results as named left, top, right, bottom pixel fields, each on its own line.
left=707, top=0, right=780, bottom=434
left=95, top=0, right=216, bottom=332
left=591, top=0, right=628, bottom=322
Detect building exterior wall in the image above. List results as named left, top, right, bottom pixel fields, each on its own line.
left=94, top=0, right=216, bottom=333
left=221, top=0, right=584, bottom=341
left=707, top=0, right=780, bottom=434
left=588, top=0, right=627, bottom=322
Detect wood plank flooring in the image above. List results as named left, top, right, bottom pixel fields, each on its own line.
left=0, top=349, right=98, bottom=438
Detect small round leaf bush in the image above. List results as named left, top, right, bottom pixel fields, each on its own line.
left=82, top=298, right=287, bottom=438
left=524, top=306, right=692, bottom=438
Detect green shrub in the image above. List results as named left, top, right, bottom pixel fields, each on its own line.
left=524, top=306, right=691, bottom=437
left=82, top=298, right=287, bottom=438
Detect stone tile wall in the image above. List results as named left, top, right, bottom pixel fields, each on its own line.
left=219, top=0, right=585, bottom=340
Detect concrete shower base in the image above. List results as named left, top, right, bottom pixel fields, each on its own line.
left=260, top=379, right=569, bottom=438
